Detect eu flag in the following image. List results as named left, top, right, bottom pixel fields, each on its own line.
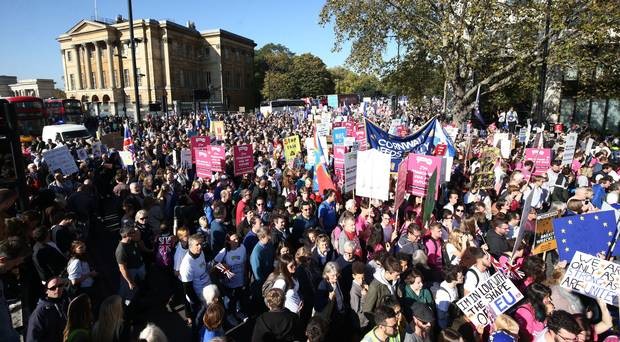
left=553, top=210, right=617, bottom=262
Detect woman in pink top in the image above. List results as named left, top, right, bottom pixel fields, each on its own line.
left=514, top=283, right=554, bottom=342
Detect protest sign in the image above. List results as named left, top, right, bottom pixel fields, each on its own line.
left=356, top=149, right=390, bottom=201
left=213, top=121, right=225, bottom=140
left=585, top=138, right=595, bottom=156
left=456, top=272, right=524, bottom=327
left=561, top=251, right=620, bottom=306
left=471, top=147, right=500, bottom=189
left=283, top=135, right=301, bottom=162
left=327, top=94, right=338, bottom=108
left=344, top=121, right=356, bottom=137
left=118, top=151, right=134, bottom=168
left=179, top=148, right=192, bottom=169
left=233, top=144, right=254, bottom=176
left=92, top=142, right=102, bottom=158
left=518, top=128, right=527, bottom=143
left=316, top=123, right=331, bottom=137
left=354, top=128, right=367, bottom=151
left=532, top=210, right=559, bottom=255
left=208, top=145, right=226, bottom=173
left=562, top=132, right=578, bottom=166
left=43, top=145, right=79, bottom=175
left=525, top=148, right=552, bottom=176
left=432, top=143, right=447, bottom=156
left=190, top=136, right=211, bottom=163
left=76, top=148, right=88, bottom=161
left=406, top=154, right=441, bottom=199
left=195, top=149, right=211, bottom=178
left=332, top=127, right=346, bottom=145
left=439, top=156, right=454, bottom=183
left=333, top=145, right=346, bottom=171
left=344, top=151, right=357, bottom=193
left=100, top=132, right=123, bottom=150
left=394, top=160, right=408, bottom=211
left=444, top=125, right=459, bottom=143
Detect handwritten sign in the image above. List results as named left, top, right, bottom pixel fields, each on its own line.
left=561, top=251, right=620, bottom=306
left=43, top=145, right=79, bottom=175
left=561, top=133, right=578, bottom=167
left=525, top=148, right=552, bottom=176
left=283, top=135, right=301, bottom=162
left=190, top=136, right=211, bottom=163
left=456, top=272, right=524, bottom=327
left=233, top=144, right=254, bottom=176
left=532, top=211, right=559, bottom=254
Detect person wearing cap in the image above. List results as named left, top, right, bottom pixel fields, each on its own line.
left=26, top=277, right=69, bottom=342
left=403, top=302, right=434, bottom=342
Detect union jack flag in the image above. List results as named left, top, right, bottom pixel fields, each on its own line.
left=123, top=123, right=135, bottom=157
left=490, top=254, right=524, bottom=280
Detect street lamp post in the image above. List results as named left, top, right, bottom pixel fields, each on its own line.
left=127, top=0, right=140, bottom=123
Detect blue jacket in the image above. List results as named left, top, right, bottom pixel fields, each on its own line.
left=210, top=220, right=227, bottom=254
left=592, top=184, right=606, bottom=208
left=250, top=241, right=274, bottom=283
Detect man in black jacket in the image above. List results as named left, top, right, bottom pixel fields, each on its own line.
left=32, top=227, right=67, bottom=285
left=252, top=288, right=302, bottom=342
left=26, top=277, right=69, bottom=342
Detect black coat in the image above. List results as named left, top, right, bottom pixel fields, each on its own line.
left=251, top=309, right=302, bottom=342
left=26, top=297, right=69, bottom=342
left=32, top=243, right=67, bottom=283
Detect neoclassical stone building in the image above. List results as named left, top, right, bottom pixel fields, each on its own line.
left=57, top=17, right=255, bottom=117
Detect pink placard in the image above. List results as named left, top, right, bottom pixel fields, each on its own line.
left=190, top=136, right=211, bottom=163
left=233, top=144, right=254, bottom=176
left=355, top=129, right=367, bottom=151
left=196, top=149, right=212, bottom=178
left=333, top=145, right=346, bottom=170
left=344, top=121, right=356, bottom=137
left=524, top=148, right=552, bottom=176
left=209, top=145, right=226, bottom=173
left=406, top=154, right=441, bottom=199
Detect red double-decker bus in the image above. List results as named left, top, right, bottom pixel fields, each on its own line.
left=44, top=98, right=84, bottom=124
left=3, top=96, right=47, bottom=142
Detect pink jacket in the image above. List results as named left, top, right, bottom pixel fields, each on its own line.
left=514, top=303, right=545, bottom=342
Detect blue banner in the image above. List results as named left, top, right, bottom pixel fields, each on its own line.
left=365, top=117, right=456, bottom=171
left=327, top=94, right=338, bottom=108
left=332, top=127, right=346, bottom=146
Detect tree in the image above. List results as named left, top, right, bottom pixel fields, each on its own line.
left=52, top=88, right=66, bottom=99
left=290, top=53, right=335, bottom=97
left=320, top=0, right=619, bottom=122
left=328, top=66, right=383, bottom=96
left=254, top=43, right=295, bottom=101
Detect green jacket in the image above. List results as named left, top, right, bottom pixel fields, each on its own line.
left=363, top=269, right=396, bottom=324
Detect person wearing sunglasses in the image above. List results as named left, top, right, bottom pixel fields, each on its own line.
left=403, top=302, right=434, bottom=342
left=26, top=277, right=69, bottom=342
left=361, top=305, right=401, bottom=342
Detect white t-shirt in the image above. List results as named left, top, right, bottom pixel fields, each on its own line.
left=179, top=252, right=211, bottom=301
left=67, top=258, right=93, bottom=288
left=435, top=281, right=458, bottom=313
left=445, top=243, right=461, bottom=265
left=173, top=242, right=188, bottom=276
left=273, top=278, right=302, bottom=313
left=214, top=245, right=246, bottom=289
left=464, top=266, right=491, bottom=294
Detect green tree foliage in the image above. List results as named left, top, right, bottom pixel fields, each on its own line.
left=320, top=0, right=620, bottom=122
left=328, top=66, right=383, bottom=96
left=290, top=53, right=335, bottom=97
left=381, top=50, right=444, bottom=106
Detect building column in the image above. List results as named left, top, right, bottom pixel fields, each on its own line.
left=95, top=42, right=104, bottom=89
left=83, top=44, right=93, bottom=89
left=162, top=34, right=172, bottom=103
left=74, top=45, right=83, bottom=90
left=106, top=40, right=116, bottom=88
left=61, top=49, right=69, bottom=91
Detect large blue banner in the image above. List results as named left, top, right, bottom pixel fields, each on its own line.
left=365, top=117, right=456, bottom=171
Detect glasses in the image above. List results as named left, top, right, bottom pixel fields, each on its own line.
left=556, top=333, right=577, bottom=342
left=382, top=324, right=398, bottom=329
left=139, top=217, right=148, bottom=220
left=257, top=203, right=265, bottom=206
left=47, top=285, right=61, bottom=291
left=456, top=209, right=464, bottom=212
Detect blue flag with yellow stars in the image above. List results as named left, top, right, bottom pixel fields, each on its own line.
left=554, top=210, right=618, bottom=262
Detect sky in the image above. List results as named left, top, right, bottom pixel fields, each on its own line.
left=0, top=0, right=374, bottom=89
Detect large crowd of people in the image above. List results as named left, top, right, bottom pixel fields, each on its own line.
left=1, top=101, right=619, bottom=342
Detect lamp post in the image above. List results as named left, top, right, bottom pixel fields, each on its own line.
left=127, top=0, right=140, bottom=123
left=537, top=0, right=552, bottom=125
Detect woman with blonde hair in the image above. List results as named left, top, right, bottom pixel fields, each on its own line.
left=445, top=229, right=471, bottom=265
left=91, top=295, right=129, bottom=342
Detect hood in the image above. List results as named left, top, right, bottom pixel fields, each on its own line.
left=373, top=268, right=396, bottom=295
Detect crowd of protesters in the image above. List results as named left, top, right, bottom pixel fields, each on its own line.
left=0, top=99, right=619, bottom=342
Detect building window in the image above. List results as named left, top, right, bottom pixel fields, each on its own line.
left=69, top=74, right=75, bottom=90
left=206, top=72, right=211, bottom=86
left=223, top=71, right=231, bottom=88
left=66, top=51, right=72, bottom=62
left=102, top=72, right=107, bottom=88
left=234, top=72, right=241, bottom=89
left=91, top=72, right=96, bottom=87
left=123, top=69, right=130, bottom=87
left=136, top=68, right=142, bottom=86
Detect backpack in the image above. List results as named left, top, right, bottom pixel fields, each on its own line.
left=261, top=274, right=286, bottom=298
left=466, top=268, right=480, bottom=289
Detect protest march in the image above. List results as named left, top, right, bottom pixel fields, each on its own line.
left=1, top=99, right=620, bottom=342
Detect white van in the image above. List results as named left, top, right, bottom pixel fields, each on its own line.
left=42, top=124, right=91, bottom=143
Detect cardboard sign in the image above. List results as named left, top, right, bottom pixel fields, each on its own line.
left=180, top=148, right=192, bottom=169
left=525, top=148, right=552, bottom=176
left=356, top=149, right=390, bottom=200
left=213, top=121, right=225, bottom=140
left=471, top=147, right=500, bottom=189
left=406, top=154, right=441, bottom=199
left=118, top=151, right=134, bottom=168
left=233, top=144, right=254, bottom=176
left=76, top=148, right=88, bottom=161
left=191, top=136, right=211, bottom=163
left=92, top=142, right=102, bottom=158
left=532, top=210, right=559, bottom=255
left=327, top=94, right=338, bottom=108
left=283, top=135, right=301, bottom=162
left=344, top=151, right=357, bottom=193
left=456, top=272, right=524, bottom=327
left=209, top=145, right=226, bottom=173
left=332, top=127, right=346, bottom=146
left=562, top=133, right=578, bottom=166
left=196, top=149, right=211, bottom=178
left=561, top=251, right=620, bottom=306
left=43, top=145, right=79, bottom=175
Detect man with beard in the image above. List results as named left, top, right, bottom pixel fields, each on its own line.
left=403, top=302, right=434, bottom=342
left=361, top=305, right=401, bottom=342
left=463, top=247, right=491, bottom=296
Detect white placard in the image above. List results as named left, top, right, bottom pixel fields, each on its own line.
left=355, top=149, right=390, bottom=201
left=344, top=151, right=357, bottom=193
left=440, top=156, right=454, bottom=183
left=585, top=138, right=595, bottom=156
left=562, top=132, right=578, bottom=166
left=456, top=272, right=524, bottom=327
left=118, top=151, right=134, bottom=168
left=76, top=148, right=88, bottom=161
left=43, top=145, right=79, bottom=175
left=180, top=148, right=192, bottom=169
left=561, top=251, right=620, bottom=306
